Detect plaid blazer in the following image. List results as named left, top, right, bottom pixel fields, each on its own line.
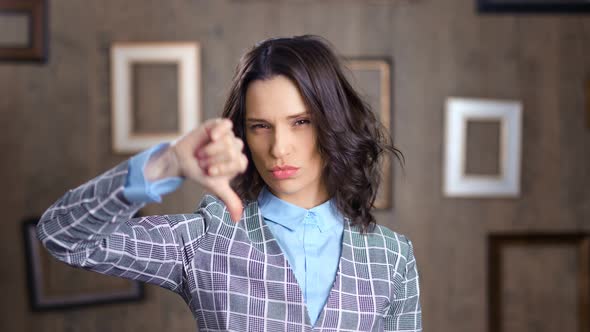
left=37, top=160, right=422, bottom=331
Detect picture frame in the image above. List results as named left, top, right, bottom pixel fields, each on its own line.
left=443, top=97, right=522, bottom=198
left=478, top=0, right=590, bottom=13
left=586, top=79, right=590, bottom=130
left=22, top=216, right=145, bottom=311
left=0, top=0, right=48, bottom=62
left=344, top=58, right=393, bottom=209
left=488, top=233, right=590, bottom=332
left=111, top=42, right=201, bottom=153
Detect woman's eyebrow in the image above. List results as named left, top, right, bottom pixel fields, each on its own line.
left=286, top=111, right=310, bottom=119
left=245, top=117, right=267, bottom=123
left=246, top=111, right=310, bottom=122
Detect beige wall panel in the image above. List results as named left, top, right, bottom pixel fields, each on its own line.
left=465, top=120, right=501, bottom=175
left=133, top=63, right=179, bottom=134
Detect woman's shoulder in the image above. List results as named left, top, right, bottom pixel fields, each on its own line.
left=194, top=193, right=227, bottom=215
left=363, top=223, right=415, bottom=261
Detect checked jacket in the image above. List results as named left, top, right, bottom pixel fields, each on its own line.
left=37, top=160, right=422, bottom=331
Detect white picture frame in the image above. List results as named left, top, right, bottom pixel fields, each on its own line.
left=111, top=42, right=200, bottom=153
left=443, top=97, right=522, bottom=197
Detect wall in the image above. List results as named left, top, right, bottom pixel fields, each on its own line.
left=1, top=0, right=589, bottom=331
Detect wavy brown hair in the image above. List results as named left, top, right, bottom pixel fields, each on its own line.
left=221, top=35, right=403, bottom=233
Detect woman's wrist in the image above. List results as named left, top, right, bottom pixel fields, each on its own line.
left=144, top=145, right=182, bottom=181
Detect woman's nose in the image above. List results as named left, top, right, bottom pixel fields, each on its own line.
left=270, top=128, right=292, bottom=159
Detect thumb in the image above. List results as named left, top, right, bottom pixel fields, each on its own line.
left=211, top=181, right=244, bottom=223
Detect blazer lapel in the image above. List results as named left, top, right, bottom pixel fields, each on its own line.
left=241, top=198, right=283, bottom=256
left=241, top=200, right=369, bottom=329
left=314, top=217, right=361, bottom=327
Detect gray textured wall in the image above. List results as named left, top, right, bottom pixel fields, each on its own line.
left=1, top=0, right=589, bottom=331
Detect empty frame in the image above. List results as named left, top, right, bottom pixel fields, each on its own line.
left=0, top=0, right=47, bottom=62
left=111, top=42, right=201, bottom=153
left=23, top=217, right=144, bottom=311
left=444, top=97, right=522, bottom=198
left=345, top=58, right=392, bottom=209
left=478, top=0, right=590, bottom=13
left=488, top=233, right=590, bottom=332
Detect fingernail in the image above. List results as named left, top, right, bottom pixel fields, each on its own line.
left=209, top=166, right=218, bottom=175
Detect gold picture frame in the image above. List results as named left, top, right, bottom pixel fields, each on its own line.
left=344, top=58, right=392, bottom=210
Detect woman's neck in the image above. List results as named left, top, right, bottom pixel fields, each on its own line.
left=268, top=186, right=330, bottom=209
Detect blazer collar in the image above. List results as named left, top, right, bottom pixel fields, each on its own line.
left=242, top=195, right=360, bottom=257
left=256, top=186, right=343, bottom=233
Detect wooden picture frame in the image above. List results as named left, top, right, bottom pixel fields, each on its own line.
left=488, top=233, right=590, bottom=332
left=344, top=58, right=393, bottom=210
left=0, top=0, right=48, bottom=62
left=478, top=0, right=590, bottom=13
left=444, top=97, right=522, bottom=198
left=111, top=42, right=201, bottom=153
left=586, top=79, right=590, bottom=130
left=22, top=217, right=145, bottom=311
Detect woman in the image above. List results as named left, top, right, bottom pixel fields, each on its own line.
left=37, top=35, right=422, bottom=331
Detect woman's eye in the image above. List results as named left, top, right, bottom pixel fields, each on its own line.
left=294, top=119, right=311, bottom=126
left=250, top=124, right=268, bottom=130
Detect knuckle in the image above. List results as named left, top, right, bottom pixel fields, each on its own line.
left=215, top=164, right=226, bottom=174
left=205, top=143, right=217, bottom=155
left=224, top=135, right=233, bottom=146
left=232, top=145, right=240, bottom=157
left=241, top=155, right=248, bottom=170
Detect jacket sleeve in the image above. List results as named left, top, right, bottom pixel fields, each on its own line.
left=384, top=238, right=422, bottom=331
left=36, top=160, right=207, bottom=294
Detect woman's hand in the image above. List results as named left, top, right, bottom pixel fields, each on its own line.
left=171, top=118, right=248, bottom=222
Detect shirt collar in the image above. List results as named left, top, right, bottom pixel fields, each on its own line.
left=257, top=186, right=343, bottom=233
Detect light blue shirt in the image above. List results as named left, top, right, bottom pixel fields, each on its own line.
left=123, top=143, right=344, bottom=325
left=123, top=142, right=184, bottom=203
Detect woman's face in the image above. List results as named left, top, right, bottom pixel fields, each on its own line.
left=245, top=75, right=328, bottom=208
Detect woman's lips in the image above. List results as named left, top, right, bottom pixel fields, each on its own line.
left=270, top=167, right=299, bottom=179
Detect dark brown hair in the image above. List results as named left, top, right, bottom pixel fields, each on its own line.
left=222, top=35, right=403, bottom=233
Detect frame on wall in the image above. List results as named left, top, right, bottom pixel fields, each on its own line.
left=0, top=0, right=48, bottom=62
left=22, top=217, right=145, bottom=311
left=488, top=233, right=590, bottom=332
left=443, top=97, right=522, bottom=198
left=345, top=58, right=393, bottom=210
left=587, top=80, right=590, bottom=130
left=111, top=42, right=201, bottom=154
left=478, top=0, right=590, bottom=13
